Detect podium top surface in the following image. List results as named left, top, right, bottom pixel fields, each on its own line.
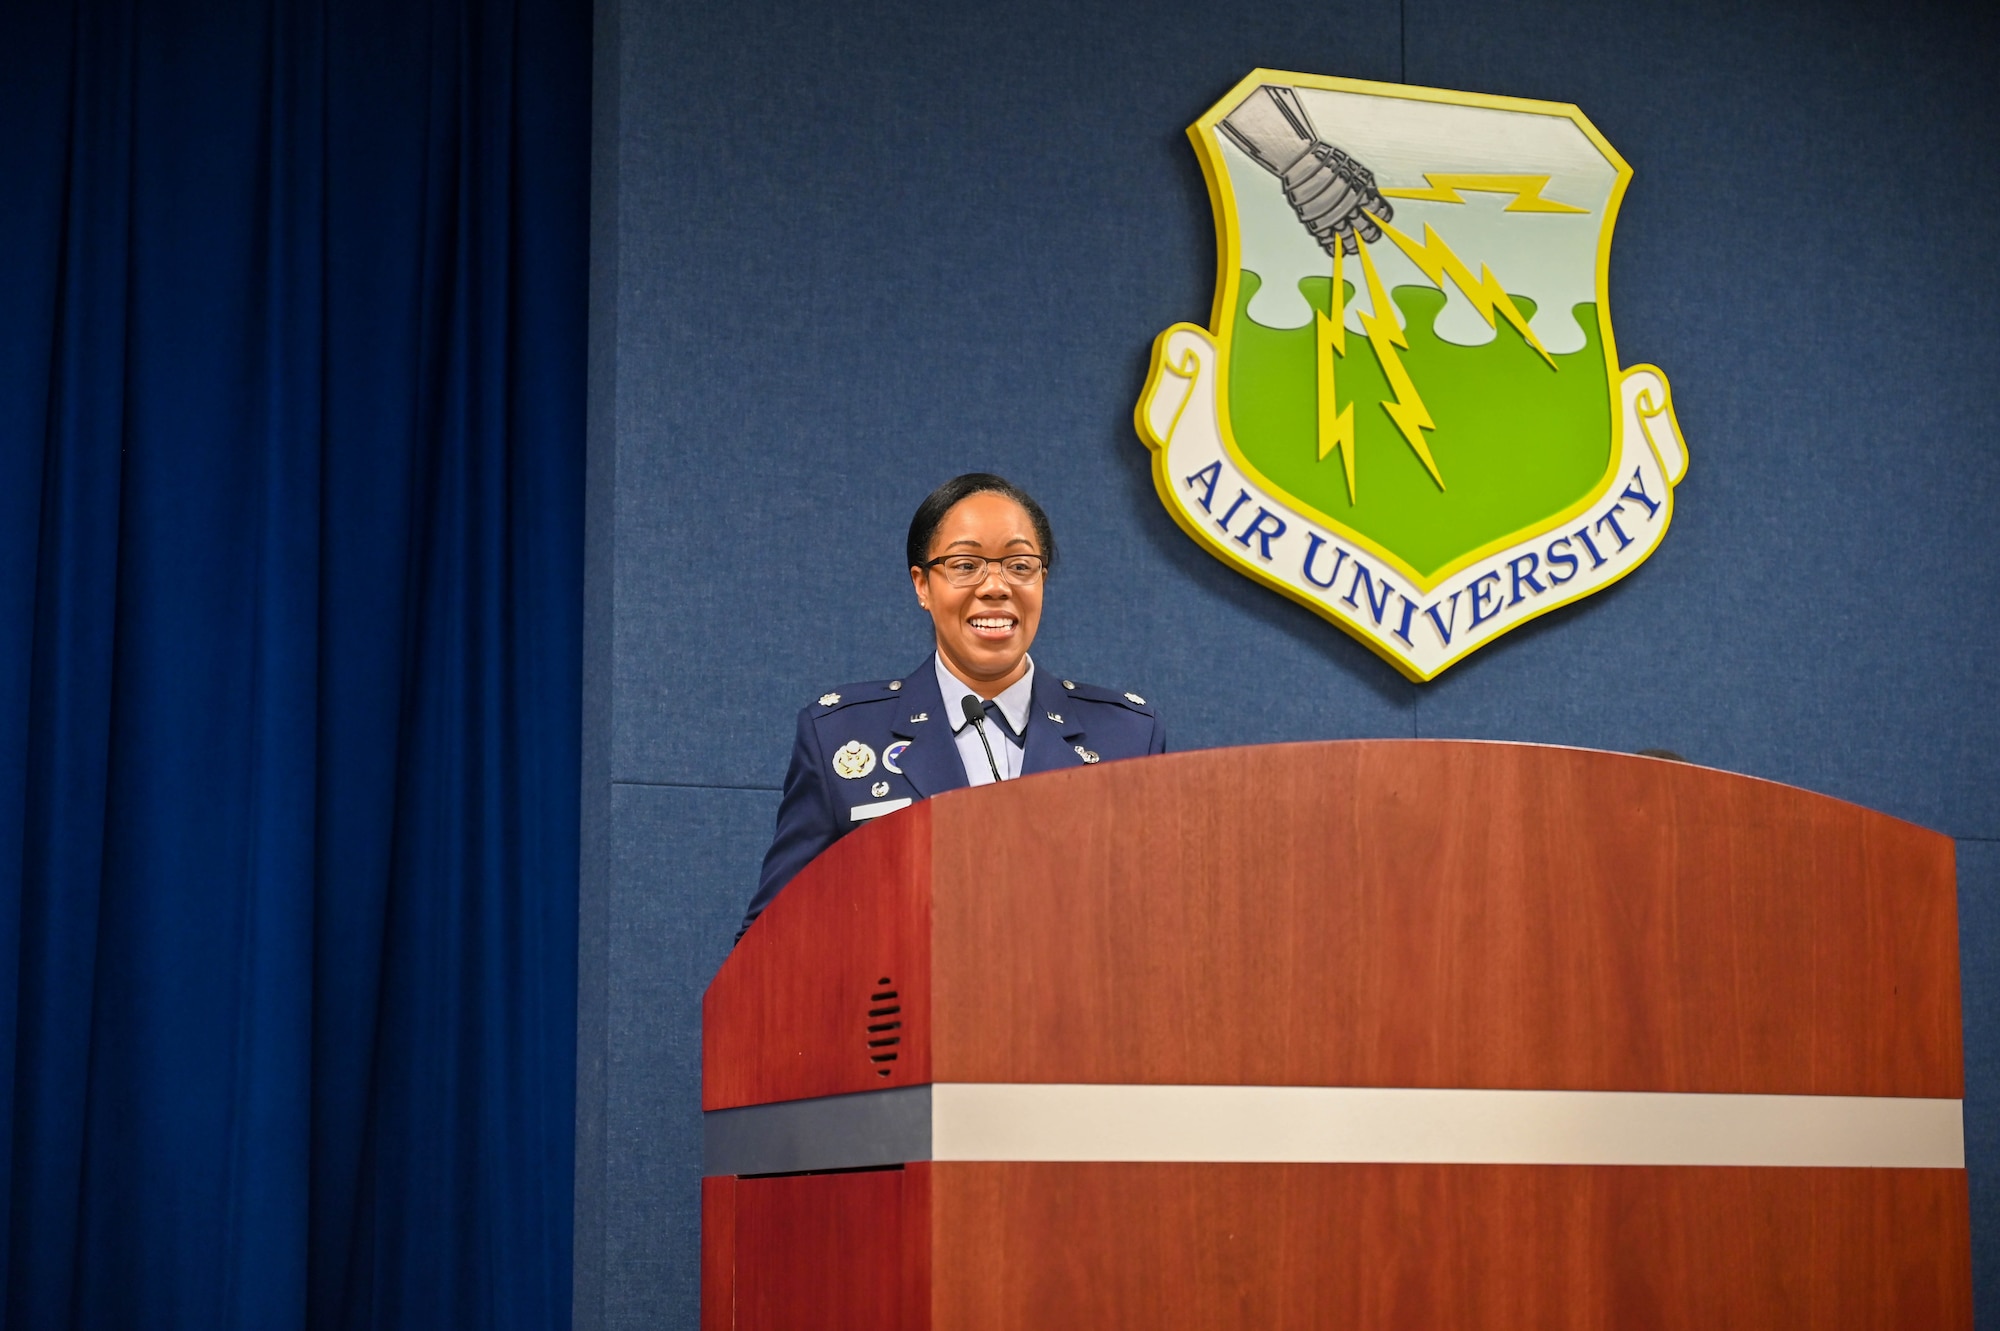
left=704, top=740, right=1959, bottom=1111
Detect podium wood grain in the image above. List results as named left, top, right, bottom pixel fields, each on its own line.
left=702, top=742, right=1967, bottom=1328
left=706, top=742, right=1960, bottom=1108
left=703, top=1162, right=1970, bottom=1330
left=927, top=1162, right=1971, bottom=1330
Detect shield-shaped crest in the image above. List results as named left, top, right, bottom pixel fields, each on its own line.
left=1137, top=71, right=1687, bottom=680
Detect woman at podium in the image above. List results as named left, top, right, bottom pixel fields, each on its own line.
left=738, top=473, right=1165, bottom=938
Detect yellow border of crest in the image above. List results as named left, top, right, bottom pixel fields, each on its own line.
left=1135, top=70, right=1684, bottom=681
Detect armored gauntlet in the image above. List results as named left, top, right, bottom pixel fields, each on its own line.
left=1219, top=84, right=1391, bottom=256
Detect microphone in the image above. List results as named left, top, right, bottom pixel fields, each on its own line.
left=960, top=694, right=1004, bottom=784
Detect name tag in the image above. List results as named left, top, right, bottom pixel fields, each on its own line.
left=849, top=798, right=912, bottom=822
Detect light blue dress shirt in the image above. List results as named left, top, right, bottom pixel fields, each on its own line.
left=934, top=651, right=1033, bottom=785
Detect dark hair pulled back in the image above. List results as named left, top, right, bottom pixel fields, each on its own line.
left=905, top=473, right=1057, bottom=574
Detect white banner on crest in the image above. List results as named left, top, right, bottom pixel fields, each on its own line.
left=1137, top=324, right=1687, bottom=680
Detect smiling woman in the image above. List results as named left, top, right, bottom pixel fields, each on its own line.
left=907, top=482, right=1052, bottom=696
left=737, top=474, right=1168, bottom=939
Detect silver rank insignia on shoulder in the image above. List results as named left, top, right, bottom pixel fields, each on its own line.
left=1124, top=692, right=1146, bottom=705
left=818, top=692, right=841, bottom=706
left=871, top=780, right=890, bottom=797
left=883, top=740, right=910, bottom=773
left=888, top=680, right=902, bottom=690
left=1074, top=745, right=1100, bottom=764
left=1047, top=712, right=1063, bottom=725
left=833, top=740, right=876, bottom=779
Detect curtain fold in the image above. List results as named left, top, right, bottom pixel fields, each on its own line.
left=0, top=0, right=586, bottom=1326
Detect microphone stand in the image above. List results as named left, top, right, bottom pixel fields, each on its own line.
left=959, top=694, right=1004, bottom=784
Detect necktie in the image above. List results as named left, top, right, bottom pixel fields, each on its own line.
left=981, top=698, right=1023, bottom=748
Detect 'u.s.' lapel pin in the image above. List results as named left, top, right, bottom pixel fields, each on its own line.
left=910, top=712, right=928, bottom=724
left=1047, top=711, right=1064, bottom=725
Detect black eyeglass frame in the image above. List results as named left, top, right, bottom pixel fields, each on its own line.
left=919, top=553, right=1049, bottom=587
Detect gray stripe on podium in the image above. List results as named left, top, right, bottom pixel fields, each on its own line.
left=703, top=1084, right=1965, bottom=1177
left=705, top=1085, right=932, bottom=1176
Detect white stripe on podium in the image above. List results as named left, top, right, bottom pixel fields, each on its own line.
left=927, top=1084, right=1965, bottom=1169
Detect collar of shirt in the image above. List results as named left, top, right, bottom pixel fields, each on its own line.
left=936, top=652, right=1035, bottom=737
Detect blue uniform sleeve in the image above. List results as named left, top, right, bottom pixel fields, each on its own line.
left=739, top=706, right=838, bottom=941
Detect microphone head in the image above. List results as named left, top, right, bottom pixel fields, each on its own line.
left=960, top=694, right=986, bottom=727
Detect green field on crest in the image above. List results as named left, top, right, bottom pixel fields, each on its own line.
left=1228, top=273, right=1613, bottom=580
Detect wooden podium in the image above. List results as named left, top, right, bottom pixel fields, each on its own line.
left=701, top=741, right=1970, bottom=1328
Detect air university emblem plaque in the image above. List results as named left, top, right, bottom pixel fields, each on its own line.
left=1137, top=71, right=1688, bottom=679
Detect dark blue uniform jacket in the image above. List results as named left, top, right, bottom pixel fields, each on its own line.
left=741, top=657, right=1165, bottom=938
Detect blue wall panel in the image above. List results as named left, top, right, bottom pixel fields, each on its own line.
left=583, top=0, right=2000, bottom=1325
left=603, top=0, right=1414, bottom=806
left=1404, top=0, right=2000, bottom=834
left=598, top=784, right=773, bottom=1329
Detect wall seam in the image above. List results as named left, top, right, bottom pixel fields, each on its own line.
left=573, top=0, right=623, bottom=1324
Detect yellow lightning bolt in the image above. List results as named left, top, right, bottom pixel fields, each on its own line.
left=1378, top=173, right=1588, bottom=213
left=1315, top=244, right=1357, bottom=502
left=1368, top=214, right=1557, bottom=369
left=1353, top=236, right=1443, bottom=490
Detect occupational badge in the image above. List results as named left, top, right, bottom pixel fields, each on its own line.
left=832, top=740, right=876, bottom=779
left=1137, top=71, right=1687, bottom=680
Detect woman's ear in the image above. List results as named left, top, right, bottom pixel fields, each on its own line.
left=909, top=565, right=929, bottom=611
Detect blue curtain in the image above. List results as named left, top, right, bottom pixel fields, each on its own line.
left=0, top=0, right=585, bottom=1325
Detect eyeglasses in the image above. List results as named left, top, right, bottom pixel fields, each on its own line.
left=922, top=554, right=1047, bottom=587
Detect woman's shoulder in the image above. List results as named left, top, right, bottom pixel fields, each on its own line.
left=1046, top=674, right=1157, bottom=719
left=798, top=675, right=916, bottom=718
left=792, top=668, right=938, bottom=734
left=787, top=666, right=1162, bottom=733
left=1042, top=672, right=1163, bottom=760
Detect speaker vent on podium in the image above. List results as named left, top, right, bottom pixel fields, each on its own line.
left=866, top=977, right=901, bottom=1076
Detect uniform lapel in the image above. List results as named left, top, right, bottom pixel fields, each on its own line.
left=1022, top=668, right=1088, bottom=776
left=889, top=658, right=966, bottom=798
